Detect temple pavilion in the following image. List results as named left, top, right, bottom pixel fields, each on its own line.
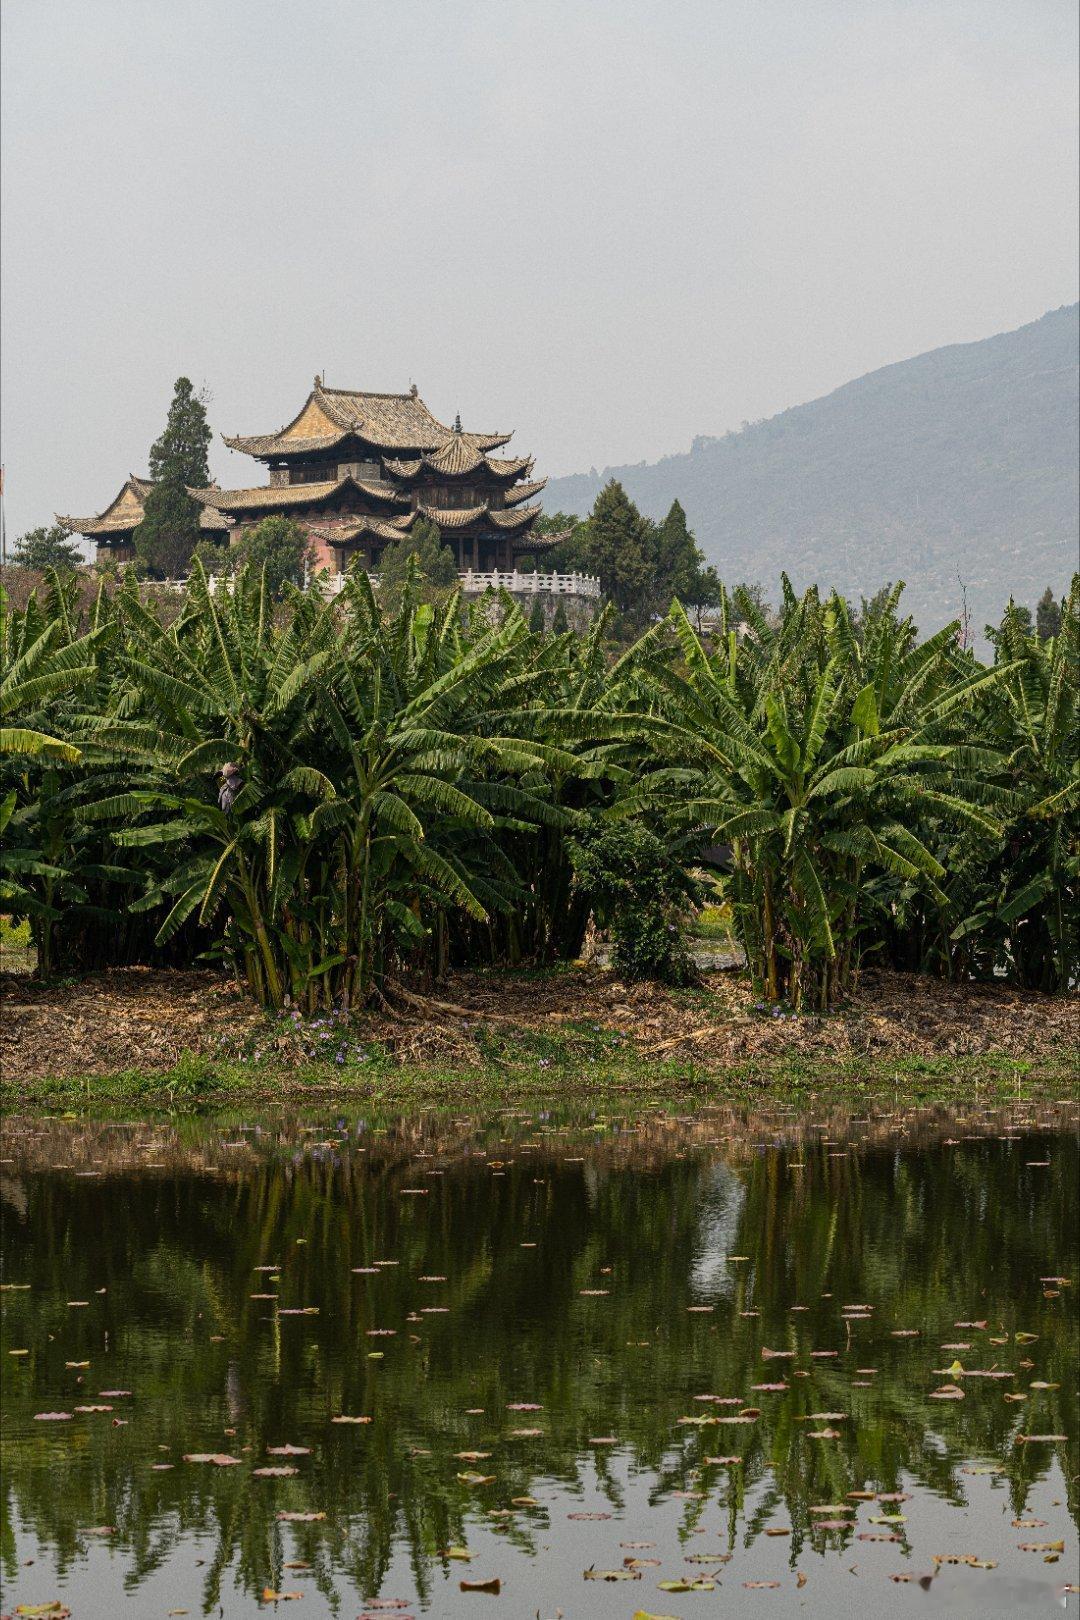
left=57, top=475, right=230, bottom=562
left=189, top=378, right=548, bottom=574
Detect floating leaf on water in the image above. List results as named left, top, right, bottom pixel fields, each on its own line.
left=14, top=1606, right=71, bottom=1617
left=1017, top=1540, right=1065, bottom=1553
left=253, top=1466, right=298, bottom=1477
left=456, top=1471, right=496, bottom=1486
left=277, top=1511, right=325, bottom=1522
left=440, top=1547, right=472, bottom=1561
left=331, top=1415, right=371, bottom=1424
left=743, top=1580, right=781, bottom=1588
left=33, top=1413, right=72, bottom=1422
left=183, top=1453, right=241, bottom=1466
left=932, top=1554, right=997, bottom=1568
left=1016, top=1434, right=1067, bottom=1443
left=267, top=1444, right=310, bottom=1456
left=261, top=1590, right=302, bottom=1602
left=659, top=1577, right=715, bottom=1591
left=568, top=1512, right=611, bottom=1520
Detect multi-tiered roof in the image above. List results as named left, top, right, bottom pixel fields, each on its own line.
left=190, top=379, right=548, bottom=573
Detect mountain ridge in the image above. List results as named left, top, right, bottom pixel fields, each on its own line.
left=544, top=304, right=1079, bottom=634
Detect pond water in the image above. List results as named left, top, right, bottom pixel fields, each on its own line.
left=1, top=1104, right=1077, bottom=1618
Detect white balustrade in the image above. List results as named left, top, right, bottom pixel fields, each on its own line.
left=160, top=570, right=602, bottom=600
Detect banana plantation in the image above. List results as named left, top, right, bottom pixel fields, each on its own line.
left=1, top=563, right=1077, bottom=1011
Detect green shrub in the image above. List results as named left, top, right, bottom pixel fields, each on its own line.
left=571, top=821, right=698, bottom=985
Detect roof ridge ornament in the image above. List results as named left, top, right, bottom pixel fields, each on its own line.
left=409, top=381, right=418, bottom=397
left=453, top=411, right=462, bottom=433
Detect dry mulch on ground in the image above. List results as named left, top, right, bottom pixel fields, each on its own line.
left=0, top=963, right=1074, bottom=1083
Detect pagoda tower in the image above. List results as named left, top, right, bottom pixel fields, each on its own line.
left=189, top=378, right=548, bottom=574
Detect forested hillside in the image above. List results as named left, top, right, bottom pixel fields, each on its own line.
left=546, top=305, right=1078, bottom=635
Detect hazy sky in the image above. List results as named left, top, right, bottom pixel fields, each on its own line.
left=2, top=0, right=1077, bottom=540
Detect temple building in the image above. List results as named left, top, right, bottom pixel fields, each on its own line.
left=57, top=475, right=230, bottom=563
left=189, top=378, right=549, bottom=574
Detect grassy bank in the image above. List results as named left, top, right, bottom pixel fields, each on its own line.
left=5, top=1026, right=1076, bottom=1116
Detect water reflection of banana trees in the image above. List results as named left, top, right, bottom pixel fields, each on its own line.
left=1, top=1128, right=1075, bottom=1604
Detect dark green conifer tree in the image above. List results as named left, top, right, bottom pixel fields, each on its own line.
left=551, top=599, right=570, bottom=634
left=653, top=499, right=721, bottom=610
left=528, top=597, right=546, bottom=633
left=579, top=480, right=656, bottom=621
left=135, top=378, right=212, bottom=578
left=1036, top=586, right=1062, bottom=641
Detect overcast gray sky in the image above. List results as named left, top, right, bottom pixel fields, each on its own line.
left=1, top=0, right=1076, bottom=540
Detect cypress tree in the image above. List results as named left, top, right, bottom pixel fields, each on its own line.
left=551, top=599, right=570, bottom=635
left=528, top=597, right=546, bottom=634
left=1036, top=586, right=1062, bottom=641
left=655, top=499, right=704, bottom=606
left=580, top=480, right=655, bottom=619
left=135, top=378, right=212, bottom=578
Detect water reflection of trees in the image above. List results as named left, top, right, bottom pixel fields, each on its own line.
left=1, top=1111, right=1075, bottom=1606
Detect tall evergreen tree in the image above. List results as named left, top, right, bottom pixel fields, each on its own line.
left=527, top=597, right=546, bottom=634
left=653, top=499, right=721, bottom=610
left=1036, top=586, right=1062, bottom=641
left=135, top=377, right=212, bottom=578
left=579, top=480, right=656, bottom=620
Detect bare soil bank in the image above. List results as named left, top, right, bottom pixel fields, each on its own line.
left=1, top=963, right=1075, bottom=1085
